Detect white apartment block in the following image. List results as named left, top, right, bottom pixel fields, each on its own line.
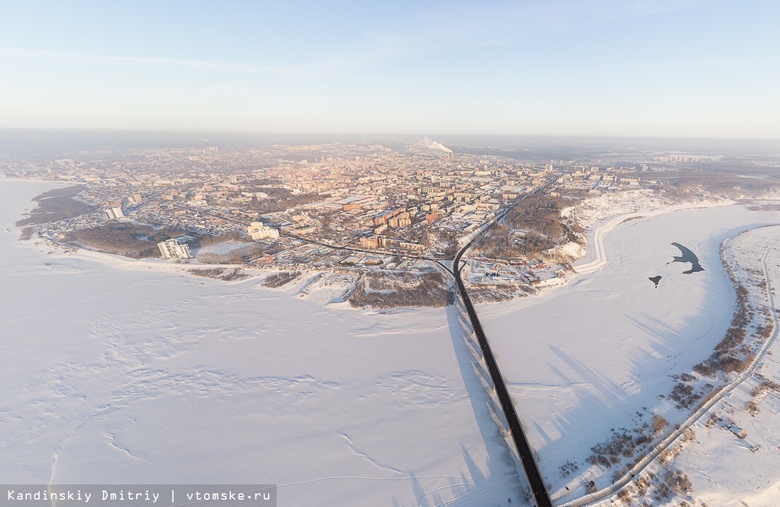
left=105, top=207, right=124, bottom=220
left=247, top=222, right=280, bottom=240
left=158, top=237, right=193, bottom=260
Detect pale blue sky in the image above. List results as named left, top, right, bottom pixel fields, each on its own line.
left=1, top=0, right=778, bottom=138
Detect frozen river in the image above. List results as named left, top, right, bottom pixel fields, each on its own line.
left=481, top=202, right=780, bottom=496
left=0, top=179, right=523, bottom=507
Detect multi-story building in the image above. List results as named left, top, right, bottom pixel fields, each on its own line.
left=359, top=236, right=379, bottom=249
left=247, top=221, right=280, bottom=240
left=158, top=237, right=193, bottom=260
left=105, top=207, right=124, bottom=220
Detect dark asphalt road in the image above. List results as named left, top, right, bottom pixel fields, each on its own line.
left=449, top=183, right=555, bottom=507
left=453, top=246, right=553, bottom=507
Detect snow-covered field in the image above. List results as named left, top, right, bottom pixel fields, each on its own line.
left=480, top=201, right=780, bottom=503
left=195, top=240, right=253, bottom=255
left=0, top=180, right=524, bottom=506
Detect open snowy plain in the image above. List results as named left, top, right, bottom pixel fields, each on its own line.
left=0, top=180, right=523, bottom=506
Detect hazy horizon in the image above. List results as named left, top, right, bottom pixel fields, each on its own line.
left=1, top=128, right=779, bottom=160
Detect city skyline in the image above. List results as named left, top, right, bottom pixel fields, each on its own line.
left=1, top=0, right=778, bottom=138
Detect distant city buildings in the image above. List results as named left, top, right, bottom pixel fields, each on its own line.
left=247, top=221, right=280, bottom=240
left=359, top=236, right=379, bottom=249
left=359, top=234, right=425, bottom=252
left=8, top=141, right=665, bottom=270
left=104, top=207, right=124, bottom=220
left=158, top=237, right=193, bottom=260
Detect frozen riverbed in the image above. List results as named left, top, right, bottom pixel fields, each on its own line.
left=0, top=180, right=524, bottom=506
left=480, top=203, right=780, bottom=498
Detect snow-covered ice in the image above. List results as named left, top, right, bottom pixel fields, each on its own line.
left=0, top=180, right=524, bottom=506
left=480, top=202, right=780, bottom=500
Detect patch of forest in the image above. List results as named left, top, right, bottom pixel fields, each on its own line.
left=474, top=195, right=583, bottom=259
left=262, top=271, right=301, bottom=288
left=189, top=268, right=248, bottom=281
left=247, top=188, right=329, bottom=213
left=661, top=170, right=780, bottom=199
left=349, top=271, right=453, bottom=308
left=65, top=222, right=187, bottom=258
left=16, top=185, right=95, bottom=228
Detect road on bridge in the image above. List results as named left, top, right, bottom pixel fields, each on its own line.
left=449, top=183, right=554, bottom=507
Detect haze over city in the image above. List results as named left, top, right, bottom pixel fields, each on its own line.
left=1, top=0, right=779, bottom=138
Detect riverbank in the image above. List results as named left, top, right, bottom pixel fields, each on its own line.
left=479, top=200, right=780, bottom=501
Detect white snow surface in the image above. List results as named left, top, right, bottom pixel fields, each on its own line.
left=649, top=226, right=780, bottom=507
left=480, top=201, right=780, bottom=500
left=0, top=181, right=524, bottom=506
left=196, top=240, right=253, bottom=255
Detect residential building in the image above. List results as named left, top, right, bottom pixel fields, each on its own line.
left=158, top=237, right=193, bottom=260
